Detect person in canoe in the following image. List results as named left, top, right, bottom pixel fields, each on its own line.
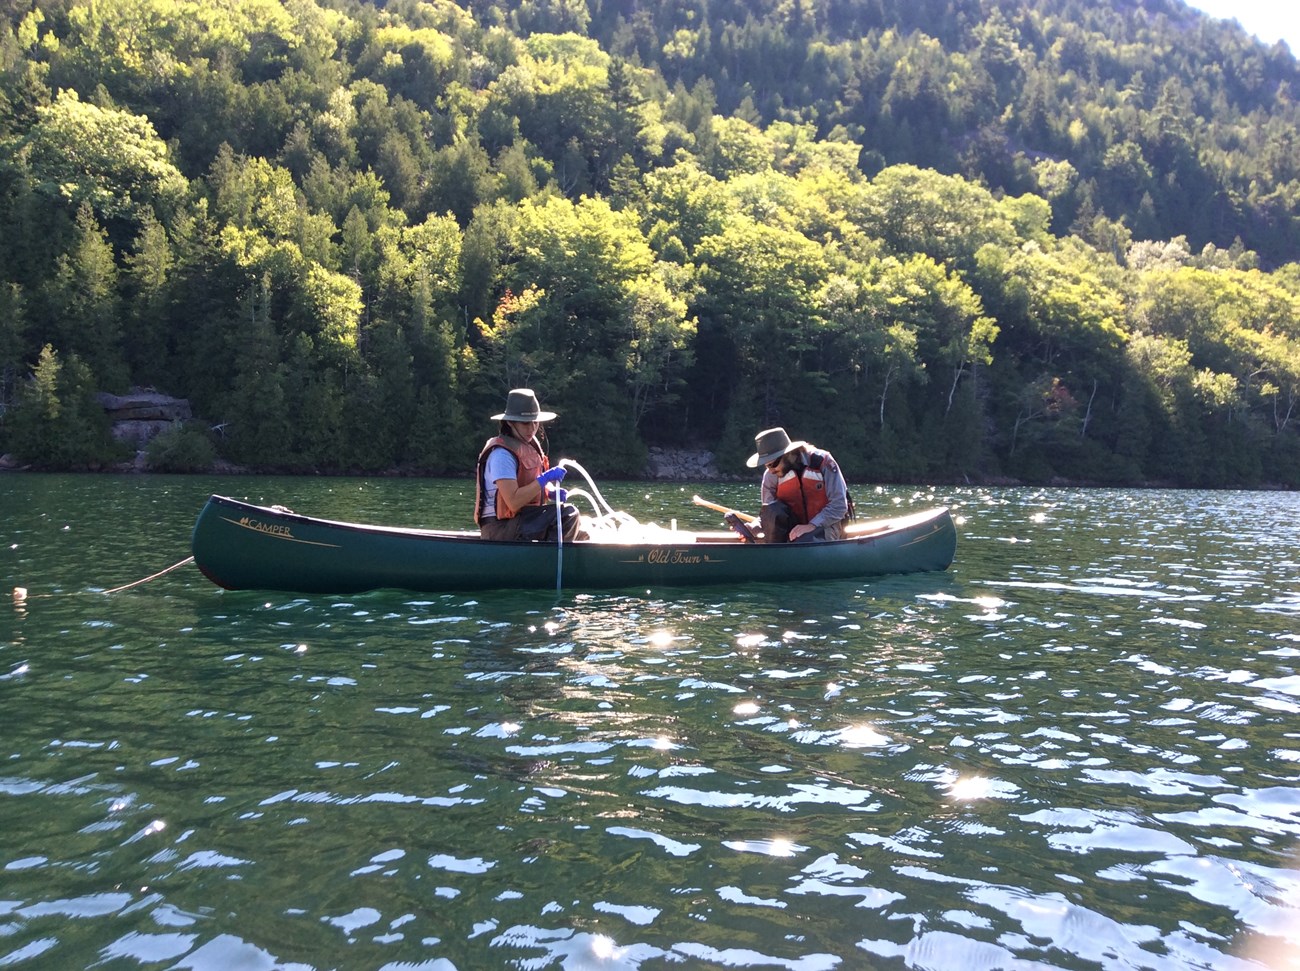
left=475, top=388, right=582, bottom=542
left=747, top=426, right=853, bottom=543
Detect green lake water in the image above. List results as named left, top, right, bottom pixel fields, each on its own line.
left=2, top=474, right=1298, bottom=969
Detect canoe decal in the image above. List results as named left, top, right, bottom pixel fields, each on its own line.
left=223, top=515, right=342, bottom=548
left=647, top=548, right=714, bottom=565
left=625, top=549, right=721, bottom=565
left=899, top=525, right=943, bottom=548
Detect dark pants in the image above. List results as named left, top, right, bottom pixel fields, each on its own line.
left=759, top=501, right=843, bottom=544
left=480, top=503, right=580, bottom=542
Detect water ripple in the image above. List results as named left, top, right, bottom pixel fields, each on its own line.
left=5, top=478, right=1300, bottom=968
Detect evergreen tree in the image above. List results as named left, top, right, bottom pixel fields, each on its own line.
left=4, top=344, right=116, bottom=468
left=223, top=276, right=290, bottom=467
left=37, top=203, right=127, bottom=390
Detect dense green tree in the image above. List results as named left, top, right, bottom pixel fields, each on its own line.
left=281, top=332, right=343, bottom=469
left=222, top=275, right=290, bottom=467
left=144, top=421, right=216, bottom=472
left=7, top=89, right=186, bottom=236
left=122, top=210, right=173, bottom=385
left=855, top=165, right=1021, bottom=271
left=478, top=195, right=691, bottom=469
left=3, top=344, right=117, bottom=468
left=425, top=136, right=494, bottom=223
left=693, top=214, right=830, bottom=444
left=459, top=199, right=516, bottom=328
left=34, top=203, right=126, bottom=389
left=0, top=282, right=26, bottom=412
left=0, top=0, right=1296, bottom=485
left=639, top=159, right=729, bottom=255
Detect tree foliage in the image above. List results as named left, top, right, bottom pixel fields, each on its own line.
left=1, top=0, right=1298, bottom=487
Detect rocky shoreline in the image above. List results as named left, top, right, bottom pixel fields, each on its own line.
left=0, top=388, right=752, bottom=480
left=643, top=446, right=726, bottom=480
left=0, top=445, right=741, bottom=480
left=2, top=392, right=1293, bottom=488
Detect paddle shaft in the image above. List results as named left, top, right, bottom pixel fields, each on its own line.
left=555, top=492, right=563, bottom=592
left=692, top=495, right=758, bottom=524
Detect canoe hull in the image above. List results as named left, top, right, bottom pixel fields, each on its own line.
left=191, top=495, right=956, bottom=594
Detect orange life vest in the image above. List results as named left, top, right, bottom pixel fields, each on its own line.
left=474, top=434, right=549, bottom=525
left=773, top=448, right=833, bottom=525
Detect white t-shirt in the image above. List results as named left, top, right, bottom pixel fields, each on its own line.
left=481, top=447, right=520, bottom=520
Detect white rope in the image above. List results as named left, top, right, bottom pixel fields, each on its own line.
left=14, top=554, right=197, bottom=603
left=101, top=556, right=195, bottom=594
left=557, top=459, right=618, bottom=518
left=553, top=460, right=691, bottom=545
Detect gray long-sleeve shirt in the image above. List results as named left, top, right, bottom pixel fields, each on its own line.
left=760, top=448, right=849, bottom=527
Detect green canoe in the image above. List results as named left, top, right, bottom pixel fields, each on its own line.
left=191, top=494, right=956, bottom=594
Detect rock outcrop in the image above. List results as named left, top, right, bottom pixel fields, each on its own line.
left=644, top=447, right=720, bottom=480
left=96, top=390, right=193, bottom=447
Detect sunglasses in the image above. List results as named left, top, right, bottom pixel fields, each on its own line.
left=766, top=458, right=784, bottom=471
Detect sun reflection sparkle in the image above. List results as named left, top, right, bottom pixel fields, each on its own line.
left=591, top=934, right=617, bottom=959
left=948, top=776, right=995, bottom=801
left=725, top=837, right=804, bottom=857
left=839, top=724, right=890, bottom=747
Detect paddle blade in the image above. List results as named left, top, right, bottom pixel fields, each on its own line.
left=724, top=512, right=758, bottom=543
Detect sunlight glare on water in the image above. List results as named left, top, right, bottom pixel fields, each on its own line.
left=1, top=475, right=1298, bottom=969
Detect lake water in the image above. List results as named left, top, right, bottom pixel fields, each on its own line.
left=2, top=474, right=1298, bottom=970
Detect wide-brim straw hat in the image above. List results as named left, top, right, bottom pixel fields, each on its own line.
left=491, top=388, right=557, bottom=422
left=747, top=426, right=806, bottom=467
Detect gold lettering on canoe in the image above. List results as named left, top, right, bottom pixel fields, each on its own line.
left=219, top=515, right=341, bottom=548
left=240, top=516, right=294, bottom=538
left=646, top=548, right=708, bottom=566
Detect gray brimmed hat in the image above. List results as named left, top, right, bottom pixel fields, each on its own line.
left=746, top=426, right=806, bottom=468
left=491, top=388, right=557, bottom=422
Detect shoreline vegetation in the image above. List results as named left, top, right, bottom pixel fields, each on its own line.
left=2, top=447, right=1293, bottom=491
left=2, top=0, right=1298, bottom=489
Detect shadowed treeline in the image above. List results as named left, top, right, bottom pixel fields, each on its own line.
left=1, top=0, right=1297, bottom=486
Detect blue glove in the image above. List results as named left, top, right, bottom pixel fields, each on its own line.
left=537, top=467, right=566, bottom=487
left=549, top=486, right=569, bottom=503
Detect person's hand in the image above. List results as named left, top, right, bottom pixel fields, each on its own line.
left=789, top=523, right=815, bottom=540
left=549, top=486, right=569, bottom=503
left=537, top=467, right=566, bottom=487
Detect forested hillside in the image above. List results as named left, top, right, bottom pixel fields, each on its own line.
left=1, top=0, right=1298, bottom=486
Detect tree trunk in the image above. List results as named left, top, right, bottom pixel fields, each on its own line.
left=1080, top=378, right=1098, bottom=439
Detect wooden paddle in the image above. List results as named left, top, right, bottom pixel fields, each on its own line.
left=692, top=495, right=758, bottom=524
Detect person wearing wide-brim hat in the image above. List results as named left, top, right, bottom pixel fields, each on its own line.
left=475, top=388, right=580, bottom=542
left=746, top=426, right=852, bottom=543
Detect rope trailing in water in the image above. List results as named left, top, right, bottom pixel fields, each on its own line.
left=12, top=553, right=195, bottom=603
left=101, top=555, right=195, bottom=595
